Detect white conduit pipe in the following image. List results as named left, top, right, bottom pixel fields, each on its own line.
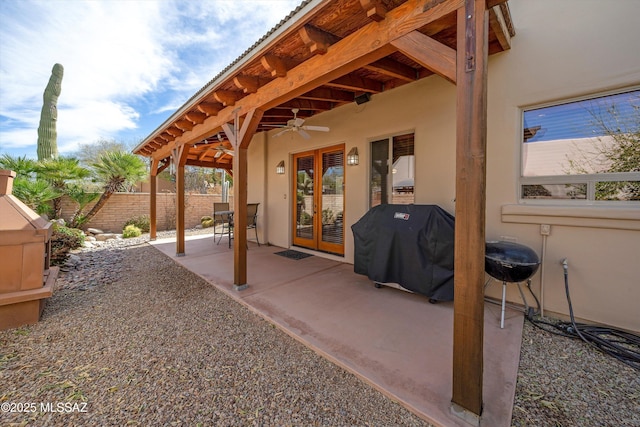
left=540, top=233, right=548, bottom=317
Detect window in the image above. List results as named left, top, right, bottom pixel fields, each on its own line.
left=521, top=89, right=640, bottom=203
left=370, top=133, right=414, bottom=207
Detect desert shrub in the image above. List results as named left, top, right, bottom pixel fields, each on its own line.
left=123, top=215, right=150, bottom=233
left=50, top=223, right=85, bottom=266
left=122, top=224, right=142, bottom=238
left=201, top=215, right=214, bottom=228
left=299, top=211, right=312, bottom=226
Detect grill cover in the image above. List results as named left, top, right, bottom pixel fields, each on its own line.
left=352, top=204, right=455, bottom=301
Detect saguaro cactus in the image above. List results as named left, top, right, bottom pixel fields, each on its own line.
left=37, top=63, right=64, bottom=160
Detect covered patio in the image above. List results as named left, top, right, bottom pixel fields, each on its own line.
left=150, top=234, right=523, bottom=427
left=133, top=1, right=516, bottom=421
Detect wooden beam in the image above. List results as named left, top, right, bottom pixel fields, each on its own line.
left=214, top=90, right=241, bottom=107
left=185, top=111, right=207, bottom=124
left=166, top=127, right=182, bottom=137
left=326, top=74, right=384, bottom=93
left=161, top=132, right=175, bottom=141
left=364, top=57, right=417, bottom=82
left=260, top=54, right=288, bottom=77
left=359, top=0, right=387, bottom=21
left=489, top=4, right=511, bottom=50
left=175, top=119, right=195, bottom=131
left=233, top=75, right=262, bottom=94
left=391, top=30, right=457, bottom=84
left=486, top=0, right=508, bottom=8
left=299, top=88, right=355, bottom=103
left=298, top=24, right=340, bottom=55
left=451, top=0, right=488, bottom=420
left=197, top=102, right=223, bottom=116
left=151, top=0, right=463, bottom=160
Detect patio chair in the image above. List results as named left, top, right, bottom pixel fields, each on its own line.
left=228, top=202, right=260, bottom=248
left=213, top=202, right=230, bottom=245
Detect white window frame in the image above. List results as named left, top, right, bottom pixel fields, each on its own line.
left=519, top=87, right=640, bottom=206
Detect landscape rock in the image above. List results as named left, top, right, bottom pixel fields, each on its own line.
left=87, top=227, right=104, bottom=235
left=95, top=233, right=117, bottom=241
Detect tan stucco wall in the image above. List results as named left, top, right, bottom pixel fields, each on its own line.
left=251, top=0, right=640, bottom=331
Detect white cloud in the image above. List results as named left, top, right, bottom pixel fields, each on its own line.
left=0, top=0, right=302, bottom=158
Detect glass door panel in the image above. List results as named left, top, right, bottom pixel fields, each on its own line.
left=293, top=153, right=315, bottom=247
left=292, top=145, right=344, bottom=255
left=319, top=148, right=344, bottom=254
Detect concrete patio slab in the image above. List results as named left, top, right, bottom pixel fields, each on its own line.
left=150, top=234, right=523, bottom=427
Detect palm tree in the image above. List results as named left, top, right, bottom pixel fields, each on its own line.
left=11, top=177, right=60, bottom=215
left=36, top=157, right=90, bottom=218
left=0, top=154, right=37, bottom=177
left=65, top=184, right=99, bottom=227
left=0, top=154, right=58, bottom=215
left=73, top=151, right=147, bottom=228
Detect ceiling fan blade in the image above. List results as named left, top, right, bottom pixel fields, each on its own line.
left=274, top=128, right=291, bottom=138
left=302, top=125, right=330, bottom=132
left=298, top=129, right=311, bottom=139
left=293, top=117, right=305, bottom=127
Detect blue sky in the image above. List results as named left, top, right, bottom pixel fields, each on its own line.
left=0, top=0, right=301, bottom=159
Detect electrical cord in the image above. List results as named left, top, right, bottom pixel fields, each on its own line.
left=526, top=258, right=640, bottom=371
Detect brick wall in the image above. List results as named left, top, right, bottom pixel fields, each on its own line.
left=59, top=193, right=233, bottom=233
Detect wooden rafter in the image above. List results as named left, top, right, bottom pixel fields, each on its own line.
left=359, top=0, right=387, bottom=21
left=298, top=24, right=340, bottom=55
left=260, top=54, right=288, bottom=77
left=185, top=111, right=207, bottom=124
left=214, top=90, right=241, bottom=107
left=363, top=57, right=417, bottom=82
left=197, top=102, right=223, bottom=116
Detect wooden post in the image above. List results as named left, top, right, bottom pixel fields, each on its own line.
left=150, top=159, right=158, bottom=241
left=232, top=145, right=249, bottom=288
left=173, top=146, right=188, bottom=256
left=451, top=0, right=488, bottom=423
left=222, top=109, right=264, bottom=290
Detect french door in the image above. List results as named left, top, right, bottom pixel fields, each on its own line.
left=292, top=144, right=344, bottom=255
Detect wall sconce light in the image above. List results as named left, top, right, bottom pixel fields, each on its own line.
left=347, top=147, right=359, bottom=166
left=276, top=160, right=285, bottom=174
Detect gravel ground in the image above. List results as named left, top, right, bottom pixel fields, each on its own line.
left=1, top=229, right=639, bottom=426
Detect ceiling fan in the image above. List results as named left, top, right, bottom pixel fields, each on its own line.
left=214, top=145, right=234, bottom=158
left=272, top=108, right=330, bottom=139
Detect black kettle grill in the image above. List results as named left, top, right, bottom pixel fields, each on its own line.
left=485, top=241, right=540, bottom=328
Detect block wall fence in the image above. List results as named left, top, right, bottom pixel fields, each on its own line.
left=59, top=193, right=232, bottom=233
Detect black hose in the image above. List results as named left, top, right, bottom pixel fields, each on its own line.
left=526, top=259, right=640, bottom=371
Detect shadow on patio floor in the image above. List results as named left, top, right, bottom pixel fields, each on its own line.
left=151, top=234, right=523, bottom=427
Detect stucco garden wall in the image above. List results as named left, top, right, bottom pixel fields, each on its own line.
left=59, top=193, right=231, bottom=233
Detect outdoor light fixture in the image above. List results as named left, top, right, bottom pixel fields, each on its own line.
left=276, top=160, right=285, bottom=174
left=354, top=92, right=371, bottom=105
left=347, top=147, right=359, bottom=165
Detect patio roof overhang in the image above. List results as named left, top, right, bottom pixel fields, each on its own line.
left=133, top=0, right=515, bottom=423
left=133, top=0, right=513, bottom=171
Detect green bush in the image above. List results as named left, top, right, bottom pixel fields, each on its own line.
left=201, top=215, right=214, bottom=228
left=50, top=223, right=85, bottom=266
left=123, top=215, right=150, bottom=233
left=122, top=224, right=142, bottom=238
left=299, top=211, right=312, bottom=226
